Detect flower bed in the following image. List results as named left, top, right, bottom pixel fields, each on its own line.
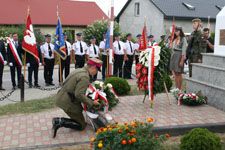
left=90, top=118, right=169, bottom=150
left=173, top=91, right=207, bottom=106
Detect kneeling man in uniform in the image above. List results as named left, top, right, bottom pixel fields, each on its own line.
left=52, top=58, right=102, bottom=138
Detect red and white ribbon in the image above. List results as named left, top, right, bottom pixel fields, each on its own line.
left=0, top=52, right=4, bottom=64
left=8, top=39, right=22, bottom=68
left=147, top=47, right=155, bottom=102
left=178, top=93, right=183, bottom=106
left=111, top=88, right=119, bottom=99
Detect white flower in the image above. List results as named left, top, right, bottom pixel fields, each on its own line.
left=94, top=81, right=100, bottom=85
left=144, top=61, right=149, bottom=67
left=107, top=83, right=113, bottom=89
left=88, top=88, right=93, bottom=93
left=100, top=82, right=104, bottom=87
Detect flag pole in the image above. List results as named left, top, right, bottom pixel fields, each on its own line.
left=24, top=6, right=30, bottom=80
left=108, top=0, right=114, bottom=77
left=57, top=5, right=63, bottom=85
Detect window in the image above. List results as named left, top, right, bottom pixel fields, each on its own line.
left=182, top=2, right=195, bottom=10
left=135, top=2, right=140, bottom=16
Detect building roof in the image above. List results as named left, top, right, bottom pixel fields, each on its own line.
left=117, top=0, right=225, bottom=21
left=0, top=0, right=108, bottom=26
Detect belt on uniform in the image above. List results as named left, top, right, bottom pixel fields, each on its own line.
left=173, top=49, right=182, bottom=52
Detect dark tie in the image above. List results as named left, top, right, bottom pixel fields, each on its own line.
left=15, top=42, right=18, bottom=49
left=80, top=42, right=83, bottom=53
left=48, top=44, right=52, bottom=57
left=129, top=42, right=133, bottom=53
left=65, top=42, right=68, bottom=55
left=93, top=44, right=97, bottom=55
left=118, top=41, right=121, bottom=50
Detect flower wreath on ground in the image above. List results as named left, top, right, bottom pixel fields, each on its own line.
left=85, top=81, right=120, bottom=112
left=136, top=45, right=161, bottom=106
left=90, top=117, right=170, bottom=150
left=173, top=90, right=207, bottom=106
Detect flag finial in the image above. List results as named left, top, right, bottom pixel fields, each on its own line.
left=57, top=5, right=59, bottom=17
left=27, top=5, right=30, bottom=17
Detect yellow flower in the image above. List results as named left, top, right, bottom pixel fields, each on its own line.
left=124, top=122, right=128, bottom=125
left=147, top=118, right=153, bottom=123
left=103, top=128, right=107, bottom=132
left=140, top=121, right=144, bottom=124
left=99, top=140, right=103, bottom=143
left=91, top=138, right=95, bottom=142
left=107, top=125, right=111, bottom=128
left=98, top=143, right=103, bottom=148
left=131, top=138, right=136, bottom=142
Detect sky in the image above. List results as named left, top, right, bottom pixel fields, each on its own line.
left=71, top=0, right=128, bottom=16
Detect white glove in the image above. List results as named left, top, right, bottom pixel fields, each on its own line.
left=26, top=63, right=30, bottom=67
left=4, top=61, right=7, bottom=65
left=9, top=62, right=13, bottom=67
left=39, top=63, right=42, bottom=67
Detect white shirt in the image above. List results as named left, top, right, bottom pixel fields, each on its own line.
left=148, top=41, right=157, bottom=47
left=87, top=44, right=100, bottom=58
left=124, top=40, right=135, bottom=55
left=99, top=39, right=107, bottom=55
left=41, top=42, right=55, bottom=59
left=72, top=40, right=87, bottom=56
left=113, top=41, right=125, bottom=55
left=65, top=41, right=72, bottom=56
left=134, top=42, right=140, bottom=55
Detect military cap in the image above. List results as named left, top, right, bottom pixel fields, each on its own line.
left=45, top=34, right=51, bottom=38
left=88, top=58, right=103, bottom=72
left=160, top=35, right=165, bottom=39
left=148, top=35, right=154, bottom=38
left=126, top=33, right=132, bottom=37
left=115, top=33, right=120, bottom=37
left=76, top=33, right=82, bottom=37
left=103, top=32, right=107, bottom=35
left=90, top=36, right=96, bottom=40
left=136, top=34, right=142, bottom=38
left=192, top=18, right=202, bottom=23
left=63, top=33, right=67, bottom=36
left=175, top=26, right=182, bottom=31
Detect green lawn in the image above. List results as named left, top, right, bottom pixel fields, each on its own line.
left=0, top=96, right=56, bottom=116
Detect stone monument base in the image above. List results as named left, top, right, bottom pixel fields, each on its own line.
left=186, top=53, right=225, bottom=111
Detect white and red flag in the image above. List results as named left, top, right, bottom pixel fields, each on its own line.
left=139, top=25, right=147, bottom=50
left=22, top=14, right=39, bottom=63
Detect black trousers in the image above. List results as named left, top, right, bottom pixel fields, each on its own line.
left=135, top=55, right=139, bottom=65
left=44, top=58, right=54, bottom=84
left=124, top=55, right=133, bottom=79
left=102, top=55, right=107, bottom=79
left=114, top=54, right=124, bottom=77
left=0, top=63, right=4, bottom=87
left=89, top=57, right=99, bottom=82
left=59, top=56, right=70, bottom=82
left=10, top=63, right=21, bottom=87
left=28, top=64, right=39, bottom=86
left=75, top=55, right=85, bottom=69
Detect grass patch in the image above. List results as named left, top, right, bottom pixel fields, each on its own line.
left=0, top=96, right=56, bottom=116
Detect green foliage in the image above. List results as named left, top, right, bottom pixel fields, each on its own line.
left=120, top=32, right=137, bottom=43
left=0, top=25, right=44, bottom=44
left=64, top=29, right=74, bottom=43
left=210, top=32, right=215, bottom=40
left=83, top=19, right=120, bottom=46
left=92, top=121, right=167, bottom=150
left=104, top=77, right=131, bottom=95
left=104, top=86, right=119, bottom=111
left=180, top=128, right=222, bottom=150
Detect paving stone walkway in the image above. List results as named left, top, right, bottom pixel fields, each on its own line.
left=0, top=94, right=225, bottom=149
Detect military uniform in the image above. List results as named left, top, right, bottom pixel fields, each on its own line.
left=187, top=19, right=207, bottom=77
left=0, top=40, right=7, bottom=90
left=134, top=34, right=142, bottom=65
left=99, top=32, right=107, bottom=80
left=52, top=58, right=102, bottom=138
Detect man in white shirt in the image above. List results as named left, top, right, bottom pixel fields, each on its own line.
left=58, top=33, right=72, bottom=83
left=113, top=33, right=125, bottom=78
left=99, top=32, right=108, bottom=80
left=41, top=34, right=56, bottom=86
left=134, top=34, right=142, bottom=65
left=124, top=33, right=135, bottom=79
left=148, top=35, right=157, bottom=47
left=87, top=36, right=100, bottom=82
left=72, top=33, right=87, bottom=69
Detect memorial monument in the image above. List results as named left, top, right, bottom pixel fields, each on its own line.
left=186, top=7, right=225, bottom=111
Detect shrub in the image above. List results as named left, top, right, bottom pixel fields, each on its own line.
left=104, top=77, right=130, bottom=95
left=180, top=128, right=222, bottom=150
left=91, top=119, right=168, bottom=150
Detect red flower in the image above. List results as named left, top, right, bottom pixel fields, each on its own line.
left=136, top=72, right=141, bottom=79
left=140, top=77, right=144, bottom=83
left=146, top=84, right=149, bottom=90
left=142, top=67, right=148, bottom=75
left=142, top=85, right=145, bottom=91
left=136, top=64, right=142, bottom=71
left=143, top=75, right=148, bottom=82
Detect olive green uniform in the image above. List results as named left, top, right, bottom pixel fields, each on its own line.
left=187, top=30, right=207, bottom=77
left=56, top=67, right=93, bottom=130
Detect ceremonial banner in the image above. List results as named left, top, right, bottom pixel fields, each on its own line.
left=169, top=24, right=175, bottom=44
left=139, top=26, right=147, bottom=50
left=54, top=17, right=67, bottom=60
left=22, top=14, right=39, bottom=63
left=104, top=25, right=110, bottom=51
left=8, top=39, right=23, bottom=68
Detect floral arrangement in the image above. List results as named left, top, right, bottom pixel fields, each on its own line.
left=136, top=46, right=161, bottom=105
left=90, top=118, right=169, bottom=150
left=86, top=81, right=119, bottom=111
left=173, top=91, right=207, bottom=106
